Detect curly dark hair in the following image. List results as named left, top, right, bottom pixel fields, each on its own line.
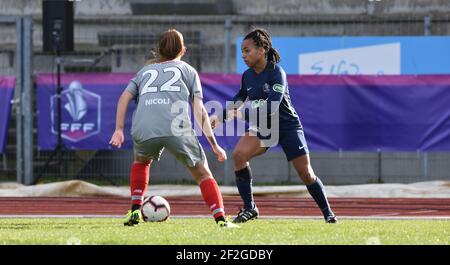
left=244, top=28, right=280, bottom=63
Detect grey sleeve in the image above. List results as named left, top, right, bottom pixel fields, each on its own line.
left=190, top=69, right=203, bottom=100
left=125, top=75, right=139, bottom=98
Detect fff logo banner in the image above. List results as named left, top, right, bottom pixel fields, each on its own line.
left=51, top=80, right=101, bottom=142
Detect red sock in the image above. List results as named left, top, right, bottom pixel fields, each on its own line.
left=130, top=162, right=150, bottom=206
left=199, top=178, right=225, bottom=220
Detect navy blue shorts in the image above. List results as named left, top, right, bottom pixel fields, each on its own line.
left=255, top=129, right=310, bottom=161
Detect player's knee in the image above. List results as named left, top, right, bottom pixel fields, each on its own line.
left=232, top=150, right=248, bottom=165
left=190, top=163, right=212, bottom=183
left=298, top=168, right=316, bottom=184
left=197, top=174, right=212, bottom=184
left=198, top=168, right=212, bottom=180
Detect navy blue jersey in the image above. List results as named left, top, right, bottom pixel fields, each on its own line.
left=225, top=62, right=301, bottom=131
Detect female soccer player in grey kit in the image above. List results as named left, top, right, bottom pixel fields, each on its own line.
left=110, top=29, right=238, bottom=228
left=211, top=28, right=337, bottom=224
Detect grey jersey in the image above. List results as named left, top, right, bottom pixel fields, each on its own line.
left=125, top=60, right=203, bottom=142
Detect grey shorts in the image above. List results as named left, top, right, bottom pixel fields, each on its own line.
left=133, top=136, right=206, bottom=168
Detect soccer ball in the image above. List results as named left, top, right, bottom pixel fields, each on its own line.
left=141, top=195, right=171, bottom=222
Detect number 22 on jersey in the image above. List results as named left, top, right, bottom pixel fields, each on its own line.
left=140, top=67, right=181, bottom=95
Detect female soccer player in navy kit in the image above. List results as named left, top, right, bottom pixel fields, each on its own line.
left=211, top=28, right=337, bottom=223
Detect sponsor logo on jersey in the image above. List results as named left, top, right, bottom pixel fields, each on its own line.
left=273, top=84, right=285, bottom=93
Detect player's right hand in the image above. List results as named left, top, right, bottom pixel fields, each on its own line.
left=212, top=144, right=227, bottom=162
left=109, top=130, right=124, bottom=148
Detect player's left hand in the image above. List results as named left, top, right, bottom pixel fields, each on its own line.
left=109, top=130, right=124, bottom=148
left=212, top=144, right=227, bottom=162
left=229, top=110, right=243, bottom=120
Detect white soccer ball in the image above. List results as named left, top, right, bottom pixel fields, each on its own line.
left=141, top=195, right=171, bottom=222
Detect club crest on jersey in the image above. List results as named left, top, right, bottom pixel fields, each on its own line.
left=273, top=84, right=285, bottom=93
left=263, top=83, right=270, bottom=93
left=51, top=80, right=101, bottom=142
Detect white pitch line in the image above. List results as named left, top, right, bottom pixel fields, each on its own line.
left=0, top=215, right=449, bottom=220
left=0, top=215, right=123, bottom=218
left=408, top=210, right=438, bottom=215
left=368, top=213, right=400, bottom=217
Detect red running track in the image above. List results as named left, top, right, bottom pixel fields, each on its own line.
left=0, top=196, right=449, bottom=218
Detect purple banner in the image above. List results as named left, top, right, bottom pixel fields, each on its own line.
left=0, top=77, right=15, bottom=154
left=289, top=75, right=450, bottom=151
left=36, top=73, right=450, bottom=151
left=36, top=73, right=135, bottom=150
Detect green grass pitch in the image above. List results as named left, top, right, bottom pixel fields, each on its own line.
left=0, top=218, right=449, bottom=245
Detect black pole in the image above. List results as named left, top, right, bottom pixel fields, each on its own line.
left=377, top=149, right=382, bottom=183
left=56, top=49, right=62, bottom=152
left=53, top=50, right=65, bottom=175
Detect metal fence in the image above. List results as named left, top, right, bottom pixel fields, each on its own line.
left=0, top=15, right=33, bottom=184
left=2, top=9, right=450, bottom=185
left=30, top=13, right=450, bottom=75
left=0, top=16, right=16, bottom=182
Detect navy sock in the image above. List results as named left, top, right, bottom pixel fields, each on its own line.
left=235, top=166, right=255, bottom=210
left=306, top=177, right=334, bottom=218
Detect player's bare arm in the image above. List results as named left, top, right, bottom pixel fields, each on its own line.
left=193, top=97, right=227, bottom=162
left=109, top=90, right=134, bottom=148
